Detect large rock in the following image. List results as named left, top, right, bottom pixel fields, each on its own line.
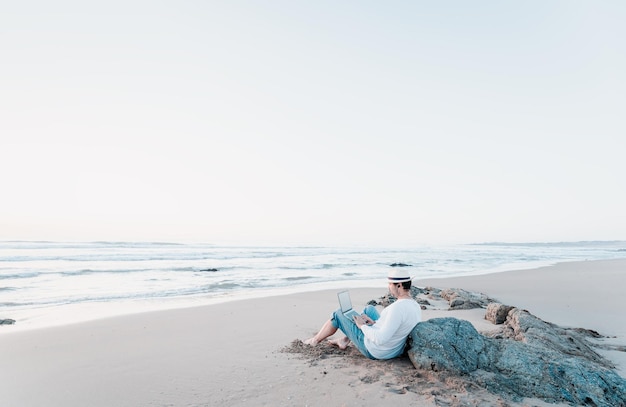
left=408, top=317, right=626, bottom=406
left=485, top=302, right=514, bottom=324
left=408, top=317, right=491, bottom=374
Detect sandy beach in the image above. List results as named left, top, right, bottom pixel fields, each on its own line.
left=1, top=259, right=625, bottom=406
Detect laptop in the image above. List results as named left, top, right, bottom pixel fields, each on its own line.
left=337, top=290, right=361, bottom=320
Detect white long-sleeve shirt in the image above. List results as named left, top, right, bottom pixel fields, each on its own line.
left=361, top=298, right=421, bottom=359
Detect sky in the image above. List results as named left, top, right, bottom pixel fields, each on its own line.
left=1, top=1, right=625, bottom=246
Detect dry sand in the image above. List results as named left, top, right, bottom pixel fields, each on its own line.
left=1, top=259, right=624, bottom=406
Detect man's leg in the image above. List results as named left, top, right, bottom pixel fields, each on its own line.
left=328, top=310, right=375, bottom=359
left=304, top=319, right=338, bottom=346
left=330, top=305, right=380, bottom=350
left=305, top=308, right=378, bottom=359
left=328, top=335, right=350, bottom=349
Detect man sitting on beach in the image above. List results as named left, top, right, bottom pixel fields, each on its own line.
left=304, top=269, right=421, bottom=360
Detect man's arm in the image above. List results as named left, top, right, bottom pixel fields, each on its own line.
left=357, top=307, right=402, bottom=345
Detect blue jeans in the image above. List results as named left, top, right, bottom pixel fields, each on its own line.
left=330, top=305, right=380, bottom=359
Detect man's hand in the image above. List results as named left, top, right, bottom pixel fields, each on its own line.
left=353, top=314, right=375, bottom=328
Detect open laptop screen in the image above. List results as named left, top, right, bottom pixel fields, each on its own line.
left=337, top=290, right=353, bottom=313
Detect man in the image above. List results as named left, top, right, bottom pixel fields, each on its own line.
left=304, top=269, right=421, bottom=359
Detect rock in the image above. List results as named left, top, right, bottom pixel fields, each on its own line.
left=200, top=268, right=218, bottom=272
left=571, top=327, right=603, bottom=338
left=485, top=303, right=515, bottom=325
left=410, top=286, right=427, bottom=296
left=408, top=317, right=489, bottom=374
left=440, top=288, right=492, bottom=310
left=408, top=317, right=626, bottom=406
left=372, top=286, right=426, bottom=307
left=500, top=308, right=613, bottom=368
left=372, top=286, right=493, bottom=311
left=389, top=263, right=411, bottom=267
left=0, top=319, right=15, bottom=325
left=416, top=298, right=430, bottom=307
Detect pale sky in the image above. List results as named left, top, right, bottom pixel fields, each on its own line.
left=2, top=1, right=625, bottom=246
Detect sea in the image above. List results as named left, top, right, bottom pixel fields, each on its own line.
left=1, top=240, right=625, bottom=330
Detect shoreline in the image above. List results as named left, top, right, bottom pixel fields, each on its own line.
left=5, top=257, right=623, bottom=333
left=1, top=259, right=625, bottom=406
left=1, top=278, right=388, bottom=332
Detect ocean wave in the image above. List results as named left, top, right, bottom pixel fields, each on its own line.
left=471, top=240, right=626, bottom=247
left=90, top=241, right=186, bottom=247
left=283, top=276, right=314, bottom=282
left=3, top=282, right=248, bottom=308
left=0, top=301, right=25, bottom=306
left=0, top=272, right=40, bottom=280
left=0, top=286, right=17, bottom=291
left=58, top=268, right=154, bottom=276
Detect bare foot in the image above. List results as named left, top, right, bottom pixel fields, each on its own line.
left=328, top=336, right=350, bottom=350
left=303, top=337, right=319, bottom=346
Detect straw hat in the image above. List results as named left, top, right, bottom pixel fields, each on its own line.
left=388, top=268, right=411, bottom=283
